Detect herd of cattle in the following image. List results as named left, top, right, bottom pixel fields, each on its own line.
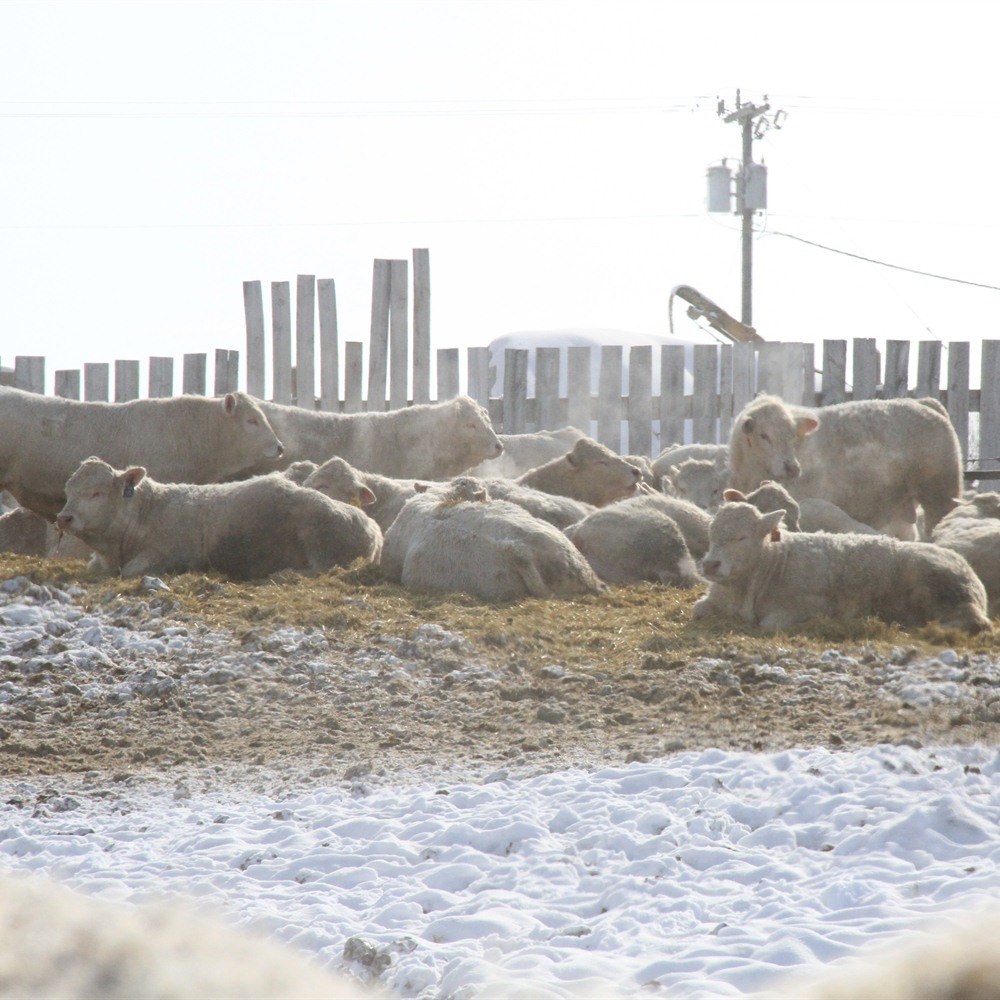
left=0, top=384, right=997, bottom=634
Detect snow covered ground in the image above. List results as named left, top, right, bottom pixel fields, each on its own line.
left=1, top=742, right=997, bottom=998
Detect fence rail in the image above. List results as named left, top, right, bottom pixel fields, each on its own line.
left=5, top=248, right=999, bottom=477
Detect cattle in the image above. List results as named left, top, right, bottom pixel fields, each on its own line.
left=660, top=456, right=729, bottom=511
left=303, top=458, right=405, bottom=532
left=737, top=482, right=880, bottom=535
left=515, top=437, right=642, bottom=507
left=382, top=479, right=604, bottom=600
left=564, top=495, right=700, bottom=586
left=727, top=394, right=963, bottom=539
left=465, top=426, right=586, bottom=479
left=56, top=458, right=381, bottom=580
left=693, top=497, right=990, bottom=633
left=931, top=497, right=1000, bottom=615
left=0, top=874, right=378, bottom=999
left=244, top=395, right=503, bottom=479
left=479, top=479, right=594, bottom=529
left=651, top=442, right=729, bottom=483
left=0, top=506, right=92, bottom=559
left=0, top=387, right=284, bottom=520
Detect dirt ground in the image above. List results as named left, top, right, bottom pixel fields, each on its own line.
left=1, top=556, right=997, bottom=794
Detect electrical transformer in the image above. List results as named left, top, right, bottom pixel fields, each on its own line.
left=706, top=164, right=732, bottom=213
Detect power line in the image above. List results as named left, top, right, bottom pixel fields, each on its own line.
left=764, top=229, right=1000, bottom=291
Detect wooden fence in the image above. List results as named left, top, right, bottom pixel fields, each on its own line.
left=5, top=248, right=999, bottom=476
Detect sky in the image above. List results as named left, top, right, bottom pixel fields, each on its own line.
left=2, top=0, right=999, bottom=397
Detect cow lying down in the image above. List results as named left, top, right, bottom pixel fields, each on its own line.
left=693, top=493, right=990, bottom=634
left=382, top=478, right=604, bottom=601
left=56, top=458, right=382, bottom=580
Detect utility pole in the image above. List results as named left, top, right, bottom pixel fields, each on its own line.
left=710, top=90, right=786, bottom=327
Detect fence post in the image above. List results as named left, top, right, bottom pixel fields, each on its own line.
left=215, top=349, right=239, bottom=395
left=467, top=347, right=491, bottom=408
left=501, top=348, right=529, bottom=434
left=14, top=357, right=44, bottom=394
left=437, top=348, right=459, bottom=401
left=148, top=357, right=174, bottom=398
left=317, top=278, right=339, bottom=412
left=296, top=274, right=316, bottom=409
left=597, top=346, right=623, bottom=452
left=883, top=340, right=910, bottom=399
left=627, top=345, right=652, bottom=456
left=55, top=370, right=80, bottom=399
left=978, top=340, right=1000, bottom=473
left=114, top=360, right=139, bottom=402
left=344, top=342, right=364, bottom=413
left=947, top=342, right=970, bottom=464
left=389, top=259, right=409, bottom=410
left=852, top=338, right=879, bottom=400
left=412, top=248, right=431, bottom=404
left=566, top=346, right=591, bottom=434
left=243, top=280, right=266, bottom=399
left=271, top=281, right=292, bottom=405
left=367, top=259, right=390, bottom=411
left=821, top=340, right=847, bottom=405
left=183, top=354, right=207, bottom=395
left=84, top=363, right=109, bottom=401
left=915, top=341, right=941, bottom=399
left=535, top=347, right=563, bottom=431
left=659, top=345, right=686, bottom=448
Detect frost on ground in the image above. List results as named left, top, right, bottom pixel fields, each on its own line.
left=0, top=569, right=998, bottom=997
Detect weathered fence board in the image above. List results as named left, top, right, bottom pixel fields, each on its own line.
left=115, top=360, right=139, bottom=402
left=467, top=347, right=490, bottom=408
left=412, top=248, right=431, bottom=405
left=916, top=341, right=941, bottom=399
left=84, top=363, right=109, bottom=402
left=295, top=274, right=316, bottom=410
left=344, top=342, right=363, bottom=413
left=980, top=340, right=1000, bottom=471
left=627, top=346, right=652, bottom=457
left=389, top=259, right=409, bottom=411
left=14, top=357, right=44, bottom=394
left=215, top=349, right=239, bottom=396
left=243, top=280, right=266, bottom=399
left=437, top=348, right=459, bottom=402
left=536, top=347, right=562, bottom=432
left=317, top=278, right=339, bottom=412
left=566, top=346, right=591, bottom=433
left=853, top=338, right=879, bottom=400
left=183, top=354, right=206, bottom=396
left=271, top=281, right=292, bottom=405
left=55, top=370, right=79, bottom=400
left=692, top=344, right=718, bottom=444
left=659, top=345, right=686, bottom=447
left=883, top=340, right=909, bottom=399
left=948, top=342, right=970, bottom=463
left=503, top=348, right=529, bottom=435
left=597, top=346, right=622, bottom=451
left=367, top=259, right=390, bottom=412
left=149, top=357, right=173, bottom=398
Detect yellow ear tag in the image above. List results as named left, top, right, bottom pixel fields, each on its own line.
left=351, top=496, right=363, bottom=508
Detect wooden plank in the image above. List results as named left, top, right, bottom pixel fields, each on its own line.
left=626, top=345, right=652, bottom=456
left=659, top=344, right=686, bottom=448
left=467, top=347, right=491, bottom=407
left=343, top=342, right=364, bottom=414
left=597, top=346, right=623, bottom=452
left=978, top=340, right=1000, bottom=472
left=183, top=354, right=207, bottom=395
left=317, top=278, right=339, bottom=412
left=148, top=357, right=173, bottom=398
left=717, top=344, right=734, bottom=442
left=755, top=342, right=783, bottom=398
left=821, top=340, right=847, bottom=405
left=731, top=342, right=756, bottom=417
left=800, top=343, right=816, bottom=406
left=535, top=347, right=562, bottom=431
left=114, top=360, right=139, bottom=402
left=852, top=338, right=879, bottom=400
left=883, top=340, right=910, bottom=399
left=214, top=349, right=239, bottom=395
left=243, top=279, right=266, bottom=399
left=412, top=248, right=431, bottom=405
left=915, top=341, right=941, bottom=399
left=437, top=348, right=459, bottom=402
left=84, top=363, right=109, bottom=402
left=691, top=344, right=718, bottom=443
left=947, top=341, right=970, bottom=463
left=502, top=348, right=529, bottom=434
left=271, top=281, right=292, bottom=405
left=566, top=346, right=591, bottom=435
left=55, top=370, right=80, bottom=400
left=295, top=274, right=316, bottom=409
left=13, top=356, right=44, bottom=394
left=389, top=259, right=409, bottom=410
left=367, top=259, right=391, bottom=412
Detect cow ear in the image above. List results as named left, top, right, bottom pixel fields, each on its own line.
left=358, top=486, right=377, bottom=507
left=742, top=417, right=755, bottom=435
left=224, top=393, right=238, bottom=415
left=722, top=488, right=746, bottom=503
left=760, top=509, right=785, bottom=537
left=797, top=416, right=819, bottom=438
left=121, top=467, right=146, bottom=499
left=565, top=450, right=579, bottom=468
left=413, top=482, right=430, bottom=493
